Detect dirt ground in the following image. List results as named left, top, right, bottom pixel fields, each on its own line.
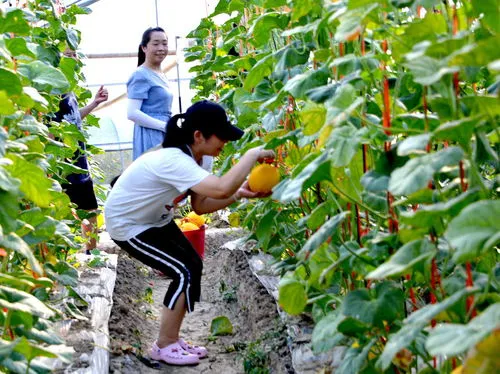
left=107, top=228, right=295, bottom=374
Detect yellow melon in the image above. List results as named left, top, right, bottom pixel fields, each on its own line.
left=185, top=211, right=206, bottom=227
left=180, top=222, right=199, bottom=232
left=248, top=164, right=280, bottom=193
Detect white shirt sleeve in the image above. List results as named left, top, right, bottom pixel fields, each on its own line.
left=127, top=99, right=166, bottom=132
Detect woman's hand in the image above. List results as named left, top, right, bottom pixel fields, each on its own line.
left=235, top=180, right=273, bottom=200
left=256, top=148, right=275, bottom=163
left=94, top=85, right=109, bottom=105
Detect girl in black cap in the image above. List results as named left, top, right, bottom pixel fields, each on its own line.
left=104, top=100, right=274, bottom=366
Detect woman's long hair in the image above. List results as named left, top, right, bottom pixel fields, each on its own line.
left=137, top=27, right=165, bottom=66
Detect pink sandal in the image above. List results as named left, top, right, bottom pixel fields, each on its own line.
left=178, top=338, right=208, bottom=358
left=150, top=341, right=199, bottom=365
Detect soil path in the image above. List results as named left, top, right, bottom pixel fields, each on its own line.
left=107, top=228, right=294, bottom=374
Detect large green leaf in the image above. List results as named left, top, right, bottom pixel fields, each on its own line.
left=278, top=276, right=308, bottom=315
left=311, top=311, right=345, bottom=353
left=17, top=61, right=69, bottom=93
left=5, top=37, right=35, bottom=59
left=446, top=200, right=500, bottom=263
left=283, top=68, right=330, bottom=99
left=405, top=56, right=459, bottom=86
left=0, top=286, right=54, bottom=318
left=0, top=68, right=23, bottom=95
left=301, top=102, right=327, bottom=135
left=273, top=152, right=330, bottom=202
left=392, top=12, right=447, bottom=59
left=329, top=125, right=360, bottom=167
left=471, top=0, right=500, bottom=33
left=426, top=303, right=500, bottom=357
left=243, top=53, right=273, bottom=91
left=0, top=233, right=42, bottom=275
left=397, top=134, right=432, bottom=156
left=342, top=282, right=405, bottom=327
left=275, top=42, right=310, bottom=71
left=0, top=8, right=31, bottom=34
left=399, top=189, right=479, bottom=230
left=449, top=35, right=500, bottom=68
left=389, top=146, right=464, bottom=196
left=5, top=154, right=53, bottom=208
left=366, top=239, right=435, bottom=279
left=248, top=12, right=289, bottom=46
left=433, top=116, right=480, bottom=151
left=0, top=91, right=16, bottom=115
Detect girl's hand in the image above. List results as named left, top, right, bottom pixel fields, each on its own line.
left=256, top=149, right=275, bottom=163
left=236, top=180, right=273, bottom=200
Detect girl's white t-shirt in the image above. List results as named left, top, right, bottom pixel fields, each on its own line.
left=104, top=147, right=212, bottom=241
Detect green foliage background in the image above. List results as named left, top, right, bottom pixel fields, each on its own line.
left=186, top=0, right=500, bottom=373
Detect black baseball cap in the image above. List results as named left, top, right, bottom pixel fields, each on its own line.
left=184, top=100, right=244, bottom=141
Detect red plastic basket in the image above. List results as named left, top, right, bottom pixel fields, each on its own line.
left=182, top=225, right=206, bottom=259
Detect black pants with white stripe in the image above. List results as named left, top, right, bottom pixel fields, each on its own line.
left=112, top=221, right=203, bottom=313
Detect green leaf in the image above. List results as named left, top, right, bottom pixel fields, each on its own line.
left=17, top=61, right=69, bottom=93
left=342, top=282, right=405, bottom=327
left=446, top=200, right=500, bottom=263
left=5, top=37, right=35, bottom=59
left=275, top=43, right=310, bottom=71
left=255, top=209, right=279, bottom=248
left=299, top=212, right=349, bottom=257
left=329, top=125, right=360, bottom=167
left=0, top=91, right=16, bottom=115
left=337, top=339, right=377, bottom=374
left=13, top=337, right=58, bottom=362
left=210, top=315, right=233, bottom=335
left=433, top=116, right=481, bottom=151
left=389, top=146, right=464, bottom=195
left=471, top=0, right=500, bottom=33
left=248, top=12, right=289, bottom=46
left=376, top=324, right=425, bottom=370
left=366, top=239, right=435, bottom=279
left=405, top=56, right=459, bottom=86
left=278, top=276, right=308, bottom=315
left=397, top=134, right=432, bottom=156
left=426, top=303, right=500, bottom=356
left=399, top=189, right=479, bottom=230
left=0, top=233, right=42, bottom=275
left=273, top=152, right=330, bottom=203
left=301, top=102, right=327, bottom=135
left=283, top=68, right=330, bottom=99
left=307, top=201, right=331, bottom=230
left=0, top=8, right=31, bottom=34
left=0, top=286, right=54, bottom=318
left=311, top=311, right=345, bottom=353
left=243, top=53, right=273, bottom=91
left=5, top=154, right=53, bottom=207
left=337, top=316, right=370, bottom=336
left=0, top=67, right=23, bottom=95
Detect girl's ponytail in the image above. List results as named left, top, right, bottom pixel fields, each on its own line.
left=162, top=113, right=188, bottom=149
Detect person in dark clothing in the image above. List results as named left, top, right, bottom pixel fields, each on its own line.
left=54, top=47, right=108, bottom=253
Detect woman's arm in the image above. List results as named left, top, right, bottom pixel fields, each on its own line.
left=80, top=86, right=108, bottom=119
left=127, top=99, right=166, bottom=132
left=190, top=180, right=267, bottom=214
left=190, top=147, right=275, bottom=214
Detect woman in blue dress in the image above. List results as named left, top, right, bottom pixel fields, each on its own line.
left=127, top=27, right=173, bottom=160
